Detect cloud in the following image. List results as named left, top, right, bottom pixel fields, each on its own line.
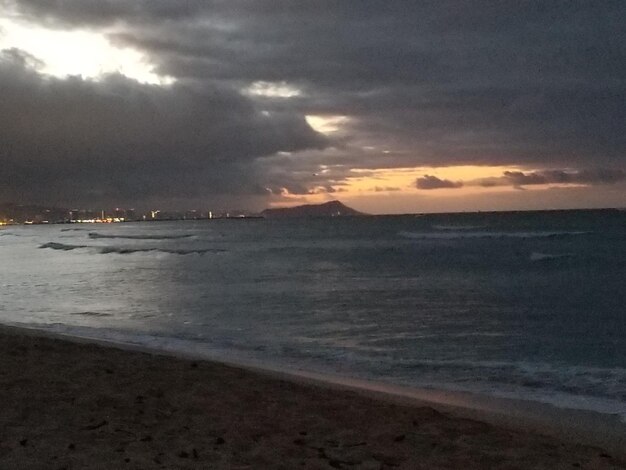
left=416, top=175, right=463, bottom=190
left=476, top=169, right=626, bottom=189
left=0, top=1, right=625, bottom=208
left=0, top=49, right=327, bottom=207
left=414, top=168, right=626, bottom=191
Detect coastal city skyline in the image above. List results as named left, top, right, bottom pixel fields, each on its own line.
left=1, top=199, right=623, bottom=225
left=1, top=2, right=624, bottom=214
left=0, top=199, right=367, bottom=224
left=0, top=202, right=257, bottom=224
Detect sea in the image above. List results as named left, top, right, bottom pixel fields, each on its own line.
left=1, top=209, right=625, bottom=421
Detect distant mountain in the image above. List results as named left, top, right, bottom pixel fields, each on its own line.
left=261, top=200, right=366, bottom=218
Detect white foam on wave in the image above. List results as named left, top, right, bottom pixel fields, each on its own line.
left=432, top=224, right=487, bottom=231
left=39, top=241, right=225, bottom=256
left=391, top=358, right=626, bottom=409
left=413, top=379, right=626, bottom=423
left=5, top=320, right=626, bottom=424
left=398, top=230, right=589, bottom=240
left=70, top=311, right=114, bottom=317
left=530, top=252, right=573, bottom=261
left=40, top=241, right=88, bottom=251
left=88, top=232, right=194, bottom=240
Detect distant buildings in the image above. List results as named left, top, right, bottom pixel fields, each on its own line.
left=0, top=203, right=68, bottom=225
left=0, top=202, right=262, bottom=225
left=146, top=209, right=256, bottom=221
left=68, top=208, right=134, bottom=223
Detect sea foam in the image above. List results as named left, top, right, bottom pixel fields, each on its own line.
left=88, top=232, right=194, bottom=240
left=39, top=241, right=224, bottom=256
left=398, top=230, right=589, bottom=240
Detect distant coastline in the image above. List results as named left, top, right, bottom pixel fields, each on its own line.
left=261, top=200, right=366, bottom=218
left=0, top=199, right=622, bottom=226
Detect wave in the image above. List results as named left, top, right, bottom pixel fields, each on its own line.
left=385, top=357, right=626, bottom=400
left=530, top=252, right=573, bottom=262
left=60, top=228, right=88, bottom=232
left=390, top=359, right=626, bottom=418
left=40, top=242, right=88, bottom=251
left=88, top=232, right=193, bottom=240
left=398, top=230, right=589, bottom=240
left=100, top=246, right=225, bottom=255
left=70, top=311, right=113, bottom=317
left=432, top=224, right=486, bottom=231
left=8, top=319, right=626, bottom=422
left=39, top=242, right=224, bottom=255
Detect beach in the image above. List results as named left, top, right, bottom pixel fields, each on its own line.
left=2, top=217, right=625, bottom=427
left=1, top=326, right=623, bottom=470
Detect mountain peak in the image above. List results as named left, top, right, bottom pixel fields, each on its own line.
left=261, top=200, right=366, bottom=218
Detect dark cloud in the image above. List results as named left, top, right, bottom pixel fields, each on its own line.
left=419, top=168, right=626, bottom=190
left=476, top=169, right=626, bottom=189
left=416, top=175, right=463, bottom=190
left=0, top=49, right=326, bottom=207
left=497, top=171, right=550, bottom=188
left=1, top=1, right=625, bottom=207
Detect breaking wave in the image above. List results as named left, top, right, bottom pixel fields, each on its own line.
left=530, top=252, right=573, bottom=262
left=88, top=232, right=193, bottom=240
left=99, top=246, right=225, bottom=255
left=398, top=230, right=589, bottom=240
left=387, top=358, right=626, bottom=418
left=39, top=242, right=224, bottom=255
left=70, top=311, right=113, bottom=317
left=40, top=242, right=88, bottom=251
left=432, top=224, right=487, bottom=231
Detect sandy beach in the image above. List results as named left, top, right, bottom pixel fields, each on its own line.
left=0, top=327, right=624, bottom=470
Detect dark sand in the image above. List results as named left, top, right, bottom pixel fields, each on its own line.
left=0, top=327, right=624, bottom=469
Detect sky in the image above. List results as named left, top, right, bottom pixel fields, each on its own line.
left=0, top=1, right=624, bottom=214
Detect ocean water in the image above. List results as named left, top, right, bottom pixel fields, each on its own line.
left=1, top=210, right=625, bottom=420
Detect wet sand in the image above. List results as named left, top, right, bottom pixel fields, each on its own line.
left=0, top=326, right=624, bottom=469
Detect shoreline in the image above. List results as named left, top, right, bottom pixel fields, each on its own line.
left=2, top=323, right=625, bottom=465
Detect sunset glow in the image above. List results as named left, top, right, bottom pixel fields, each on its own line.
left=305, top=115, right=350, bottom=134
left=0, top=2, right=623, bottom=212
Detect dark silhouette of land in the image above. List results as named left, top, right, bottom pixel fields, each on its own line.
left=262, top=200, right=365, bottom=218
